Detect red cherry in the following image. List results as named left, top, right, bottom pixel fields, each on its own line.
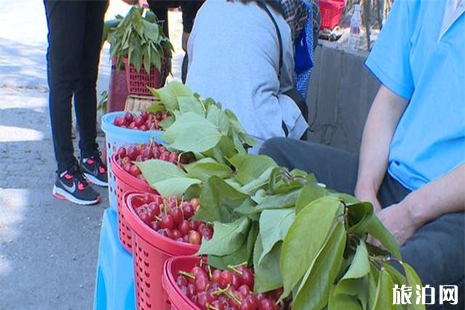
left=134, top=115, right=144, bottom=127
left=188, top=230, right=201, bottom=245
left=124, top=111, right=134, bottom=123
left=160, top=215, right=175, bottom=230
left=117, top=146, right=127, bottom=159
left=129, top=164, right=141, bottom=176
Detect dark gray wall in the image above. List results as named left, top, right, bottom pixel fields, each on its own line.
left=305, top=43, right=381, bottom=154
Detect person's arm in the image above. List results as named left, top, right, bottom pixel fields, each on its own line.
left=180, top=1, right=203, bottom=51
left=375, top=164, right=465, bottom=246
left=354, top=85, right=408, bottom=211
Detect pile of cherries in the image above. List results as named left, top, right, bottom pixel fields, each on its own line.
left=115, top=142, right=195, bottom=180
left=131, top=193, right=212, bottom=245
left=113, top=110, right=169, bottom=131
left=176, top=262, right=287, bottom=310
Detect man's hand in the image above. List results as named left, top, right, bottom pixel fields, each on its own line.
left=374, top=203, right=418, bottom=247
left=182, top=31, right=190, bottom=52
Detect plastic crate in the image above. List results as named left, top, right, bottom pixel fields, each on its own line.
left=101, top=111, right=163, bottom=211
left=162, top=256, right=202, bottom=310
left=122, top=192, right=200, bottom=310
left=111, top=154, right=157, bottom=254
left=123, top=58, right=163, bottom=95
left=318, top=0, right=345, bottom=30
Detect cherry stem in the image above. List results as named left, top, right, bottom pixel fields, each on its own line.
left=178, top=270, right=195, bottom=280
left=214, top=285, right=242, bottom=305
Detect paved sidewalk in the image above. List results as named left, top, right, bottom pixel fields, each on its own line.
left=0, top=1, right=184, bottom=309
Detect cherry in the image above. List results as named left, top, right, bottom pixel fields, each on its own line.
left=129, top=164, right=141, bottom=176
left=258, top=298, right=276, bottom=310
left=117, top=146, right=126, bottom=158
left=218, top=270, right=233, bottom=289
left=134, top=115, right=144, bottom=127
left=114, top=115, right=125, bottom=126
left=124, top=111, right=134, bottom=123
left=176, top=275, right=188, bottom=287
left=188, top=230, right=201, bottom=245
left=241, top=269, right=255, bottom=289
left=178, top=220, right=191, bottom=236
left=160, top=214, right=174, bottom=230
left=171, top=207, right=184, bottom=225
left=183, top=204, right=195, bottom=219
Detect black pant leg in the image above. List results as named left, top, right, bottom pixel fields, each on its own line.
left=259, top=137, right=359, bottom=194
left=44, top=0, right=87, bottom=172
left=75, top=0, right=108, bottom=158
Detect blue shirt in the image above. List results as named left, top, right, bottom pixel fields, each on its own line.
left=365, top=0, right=465, bottom=191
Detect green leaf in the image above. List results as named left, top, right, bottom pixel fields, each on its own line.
left=246, top=221, right=259, bottom=264
left=184, top=159, right=232, bottom=182
left=334, top=241, right=370, bottom=308
left=137, top=159, right=187, bottom=184
left=197, top=217, right=251, bottom=256
left=295, top=184, right=328, bottom=213
left=232, top=155, right=278, bottom=185
left=253, top=236, right=283, bottom=293
left=161, top=112, right=222, bottom=152
left=372, top=268, right=397, bottom=310
left=150, top=81, right=194, bottom=111
left=368, top=265, right=379, bottom=309
left=346, top=202, right=375, bottom=235
left=206, top=104, right=230, bottom=135
left=207, top=244, right=248, bottom=271
left=268, top=167, right=311, bottom=195
left=236, top=190, right=299, bottom=215
left=177, top=96, right=205, bottom=116
left=365, top=215, right=401, bottom=259
left=280, top=196, right=343, bottom=299
left=402, top=263, right=426, bottom=310
left=143, top=21, right=159, bottom=41
left=224, top=109, right=256, bottom=147
left=239, top=167, right=274, bottom=195
left=258, top=209, right=295, bottom=262
left=151, top=177, right=202, bottom=197
left=328, top=290, right=363, bottom=310
left=194, top=176, right=250, bottom=223
left=292, top=220, right=347, bottom=310
left=341, top=240, right=370, bottom=280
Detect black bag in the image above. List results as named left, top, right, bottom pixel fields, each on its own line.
left=256, top=0, right=309, bottom=137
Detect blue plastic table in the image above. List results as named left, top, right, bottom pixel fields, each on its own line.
left=93, top=208, right=136, bottom=310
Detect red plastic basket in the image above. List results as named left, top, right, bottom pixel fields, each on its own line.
left=111, top=154, right=156, bottom=253
left=122, top=192, right=200, bottom=310
left=163, top=256, right=202, bottom=310
left=318, top=0, right=346, bottom=30
left=123, top=57, right=163, bottom=95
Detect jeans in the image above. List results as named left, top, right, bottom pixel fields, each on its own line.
left=44, top=0, right=108, bottom=173
left=260, top=137, right=464, bottom=310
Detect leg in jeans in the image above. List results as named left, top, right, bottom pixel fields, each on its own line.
left=75, top=0, right=108, bottom=159
left=45, top=0, right=87, bottom=172
left=259, top=137, right=359, bottom=194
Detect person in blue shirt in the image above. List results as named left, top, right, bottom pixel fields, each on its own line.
left=260, top=1, right=464, bottom=308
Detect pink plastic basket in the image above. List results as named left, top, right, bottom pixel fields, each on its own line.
left=123, top=58, right=163, bottom=95
left=319, top=0, right=345, bottom=30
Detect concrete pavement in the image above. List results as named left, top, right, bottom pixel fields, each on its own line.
left=0, top=1, right=184, bottom=309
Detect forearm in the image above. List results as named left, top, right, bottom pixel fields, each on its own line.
left=355, top=85, right=408, bottom=208
left=404, top=164, right=465, bottom=228
left=181, top=0, right=202, bottom=33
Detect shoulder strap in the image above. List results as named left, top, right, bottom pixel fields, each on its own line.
left=256, top=0, right=283, bottom=78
